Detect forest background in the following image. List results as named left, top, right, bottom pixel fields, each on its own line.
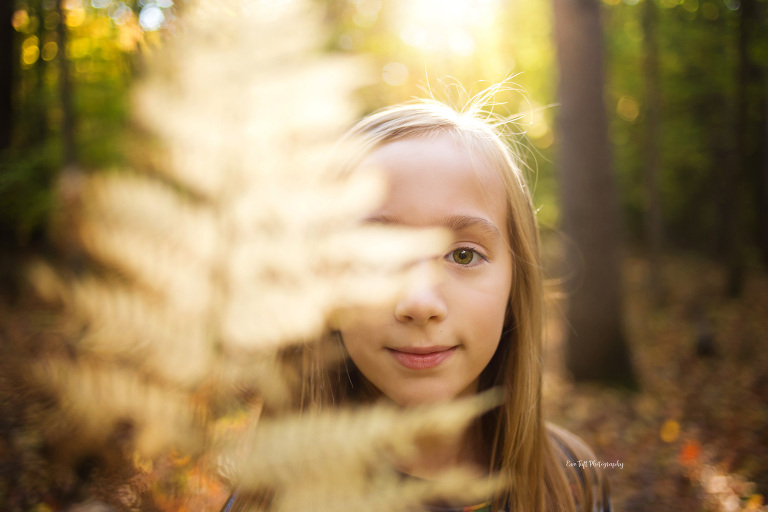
left=1, top=0, right=767, bottom=511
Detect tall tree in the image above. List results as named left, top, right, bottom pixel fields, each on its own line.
left=737, top=0, right=766, bottom=278
left=552, top=0, right=636, bottom=385
left=29, top=0, right=48, bottom=146
left=0, top=0, right=13, bottom=150
left=642, top=0, right=664, bottom=306
left=761, top=77, right=768, bottom=268
left=56, top=0, right=76, bottom=166
left=722, top=0, right=747, bottom=297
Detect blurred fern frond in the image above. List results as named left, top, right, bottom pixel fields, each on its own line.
left=229, top=390, right=504, bottom=512
left=20, top=1, right=501, bottom=510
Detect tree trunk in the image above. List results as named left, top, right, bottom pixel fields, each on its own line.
left=760, top=75, right=768, bottom=268
left=741, top=0, right=768, bottom=270
left=31, top=0, right=48, bottom=145
left=56, top=0, right=76, bottom=166
left=52, top=0, right=84, bottom=271
left=642, top=0, right=664, bottom=306
left=724, top=0, right=757, bottom=298
left=552, top=0, right=636, bottom=386
left=0, top=0, right=14, bottom=150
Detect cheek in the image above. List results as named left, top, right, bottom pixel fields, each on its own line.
left=339, top=327, right=365, bottom=357
left=337, top=306, right=392, bottom=345
left=472, top=277, right=512, bottom=352
left=338, top=322, right=391, bottom=396
left=472, top=301, right=508, bottom=357
left=337, top=310, right=389, bottom=354
left=461, top=272, right=512, bottom=327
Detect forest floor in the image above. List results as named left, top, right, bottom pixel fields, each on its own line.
left=1, top=252, right=767, bottom=511
left=543, top=253, right=768, bottom=512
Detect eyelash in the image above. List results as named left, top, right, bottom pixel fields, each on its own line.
left=445, top=246, right=488, bottom=267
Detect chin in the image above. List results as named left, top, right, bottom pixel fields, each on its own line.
left=386, top=386, right=462, bottom=407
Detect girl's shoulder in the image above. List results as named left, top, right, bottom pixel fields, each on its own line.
left=545, top=423, right=614, bottom=512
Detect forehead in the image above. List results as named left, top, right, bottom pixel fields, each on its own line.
left=359, top=134, right=509, bottom=234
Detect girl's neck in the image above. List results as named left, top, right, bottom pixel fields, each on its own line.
left=399, top=421, right=487, bottom=480
left=349, top=376, right=489, bottom=478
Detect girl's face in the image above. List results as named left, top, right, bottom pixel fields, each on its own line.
left=340, top=134, right=513, bottom=406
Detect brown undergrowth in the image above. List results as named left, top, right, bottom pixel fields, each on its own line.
left=543, top=253, right=768, bottom=512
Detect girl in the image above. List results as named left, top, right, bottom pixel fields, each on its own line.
left=225, top=97, right=613, bottom=512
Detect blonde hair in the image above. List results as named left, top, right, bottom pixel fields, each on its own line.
left=233, top=99, right=607, bottom=512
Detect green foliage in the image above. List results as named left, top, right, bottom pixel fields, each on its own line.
left=3, top=0, right=158, bottom=246
left=7, top=0, right=766, bottom=257
left=0, top=143, right=59, bottom=242
left=604, top=0, right=768, bottom=253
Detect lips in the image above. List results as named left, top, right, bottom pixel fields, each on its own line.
left=387, top=345, right=457, bottom=370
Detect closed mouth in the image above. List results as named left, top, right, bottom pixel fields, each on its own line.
left=386, top=346, right=457, bottom=369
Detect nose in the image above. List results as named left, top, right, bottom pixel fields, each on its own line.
left=394, top=260, right=447, bottom=325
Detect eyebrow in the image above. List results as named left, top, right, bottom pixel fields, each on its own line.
left=365, top=214, right=502, bottom=240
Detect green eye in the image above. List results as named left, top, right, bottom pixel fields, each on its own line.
left=452, top=249, right=475, bottom=265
